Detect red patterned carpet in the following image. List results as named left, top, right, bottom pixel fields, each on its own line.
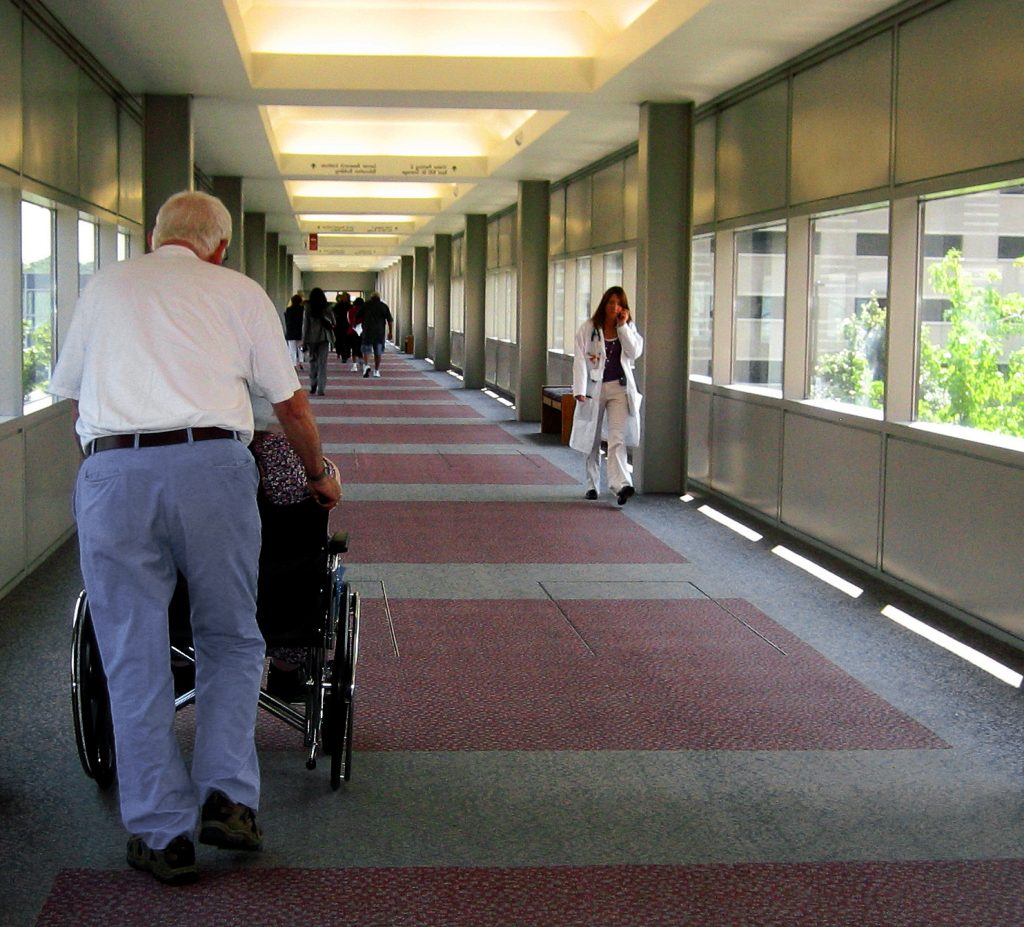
left=38, top=860, right=1024, bottom=926
left=331, top=501, right=688, bottom=562
left=313, top=402, right=483, bottom=418
left=316, top=423, right=522, bottom=444
left=330, top=452, right=576, bottom=485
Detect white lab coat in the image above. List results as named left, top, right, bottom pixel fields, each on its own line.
left=568, top=318, right=644, bottom=453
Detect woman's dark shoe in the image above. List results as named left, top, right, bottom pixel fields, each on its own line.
left=584, top=489, right=598, bottom=500
left=616, top=485, right=635, bottom=506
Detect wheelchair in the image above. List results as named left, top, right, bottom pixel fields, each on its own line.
left=70, top=495, right=360, bottom=792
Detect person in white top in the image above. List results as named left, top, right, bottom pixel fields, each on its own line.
left=50, top=190, right=341, bottom=885
left=569, top=287, right=644, bottom=505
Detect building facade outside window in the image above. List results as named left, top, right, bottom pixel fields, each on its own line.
left=733, top=223, right=786, bottom=389
left=808, top=206, right=889, bottom=411
left=604, top=250, right=623, bottom=289
left=22, top=201, right=56, bottom=413
left=575, top=256, right=591, bottom=325
left=917, top=184, right=1024, bottom=440
left=551, top=260, right=566, bottom=351
left=690, top=234, right=714, bottom=379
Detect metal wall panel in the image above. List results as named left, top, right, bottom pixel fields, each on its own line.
left=0, top=3, right=22, bottom=172
left=709, top=392, right=781, bottom=517
left=716, top=82, right=788, bottom=221
left=485, top=336, right=497, bottom=383
left=591, top=159, right=624, bottom=247
left=686, top=383, right=711, bottom=484
left=780, top=412, right=882, bottom=567
left=883, top=437, right=1024, bottom=641
left=693, top=117, right=716, bottom=226
left=451, top=331, right=464, bottom=369
left=623, top=153, right=638, bottom=241
left=118, top=113, right=144, bottom=224
left=896, top=0, right=1024, bottom=184
left=486, top=218, right=499, bottom=269
left=565, top=175, right=592, bottom=254
left=78, top=74, right=119, bottom=212
left=0, top=427, right=26, bottom=593
left=24, top=406, right=76, bottom=564
left=549, top=185, right=566, bottom=256
left=22, top=22, right=78, bottom=194
left=791, top=33, right=892, bottom=204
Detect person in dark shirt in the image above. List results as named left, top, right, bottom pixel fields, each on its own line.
left=359, top=291, right=394, bottom=379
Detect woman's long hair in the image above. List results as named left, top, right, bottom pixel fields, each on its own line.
left=308, top=287, right=329, bottom=318
left=590, top=286, right=631, bottom=328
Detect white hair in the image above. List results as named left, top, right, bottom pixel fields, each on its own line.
left=152, top=191, right=232, bottom=255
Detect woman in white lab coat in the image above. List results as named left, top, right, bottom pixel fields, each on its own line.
left=568, top=286, right=644, bottom=504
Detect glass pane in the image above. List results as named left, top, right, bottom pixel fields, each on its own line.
left=552, top=261, right=565, bottom=351
left=604, top=250, right=623, bottom=288
left=690, top=234, right=714, bottom=378
left=733, top=224, right=786, bottom=388
left=575, top=256, right=591, bottom=324
left=117, top=228, right=130, bottom=261
left=22, top=201, right=56, bottom=412
left=918, top=185, right=1024, bottom=439
left=808, top=207, right=889, bottom=410
left=505, top=270, right=517, bottom=344
left=79, top=217, right=98, bottom=293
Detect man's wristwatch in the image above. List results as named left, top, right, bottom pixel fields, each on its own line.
left=307, top=466, right=330, bottom=483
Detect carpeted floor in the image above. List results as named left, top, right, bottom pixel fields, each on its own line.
left=2, top=349, right=1022, bottom=926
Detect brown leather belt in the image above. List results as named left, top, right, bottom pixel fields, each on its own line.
left=87, top=427, right=238, bottom=456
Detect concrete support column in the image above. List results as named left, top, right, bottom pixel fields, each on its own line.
left=399, top=255, right=414, bottom=348
left=244, top=212, right=266, bottom=289
left=143, top=95, right=193, bottom=241
left=635, top=101, right=693, bottom=494
left=433, top=234, right=452, bottom=371
left=516, top=181, right=549, bottom=421
left=265, top=231, right=279, bottom=311
left=463, top=215, right=487, bottom=389
left=278, top=244, right=288, bottom=310
left=211, top=176, right=244, bottom=273
left=413, top=246, right=429, bottom=359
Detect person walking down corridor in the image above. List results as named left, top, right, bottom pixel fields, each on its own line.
left=302, top=287, right=335, bottom=396
left=48, top=190, right=341, bottom=886
left=285, top=293, right=305, bottom=370
left=569, top=286, right=644, bottom=505
left=360, top=291, right=394, bottom=378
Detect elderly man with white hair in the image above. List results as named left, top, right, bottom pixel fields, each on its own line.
left=50, top=190, right=341, bottom=885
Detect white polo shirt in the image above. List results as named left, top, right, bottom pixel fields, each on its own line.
left=50, top=245, right=299, bottom=449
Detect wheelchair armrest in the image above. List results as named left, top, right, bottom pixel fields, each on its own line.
left=328, top=530, right=349, bottom=554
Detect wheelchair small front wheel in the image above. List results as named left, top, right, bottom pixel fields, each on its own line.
left=70, top=592, right=117, bottom=791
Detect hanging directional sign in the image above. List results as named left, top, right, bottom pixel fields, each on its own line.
left=282, top=154, right=487, bottom=180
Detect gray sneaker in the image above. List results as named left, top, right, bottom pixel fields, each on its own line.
left=198, top=790, right=263, bottom=851
left=127, top=833, right=198, bottom=885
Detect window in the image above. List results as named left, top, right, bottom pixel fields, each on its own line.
left=604, top=251, right=623, bottom=288
left=690, top=234, right=714, bottom=379
left=451, top=276, right=464, bottom=333
left=575, top=256, right=591, bottom=325
left=551, top=261, right=566, bottom=351
left=809, top=206, right=889, bottom=411
left=22, top=201, right=57, bottom=412
left=79, top=217, right=99, bottom=293
left=733, top=223, right=786, bottom=388
left=918, top=185, right=1024, bottom=439
left=485, top=269, right=517, bottom=343
left=117, top=228, right=130, bottom=261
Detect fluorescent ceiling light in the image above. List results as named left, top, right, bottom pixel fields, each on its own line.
left=289, top=181, right=445, bottom=198
left=771, top=545, right=863, bottom=598
left=881, top=605, right=1023, bottom=688
left=698, top=505, right=763, bottom=542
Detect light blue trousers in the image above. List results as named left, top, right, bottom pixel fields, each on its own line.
left=75, top=439, right=265, bottom=849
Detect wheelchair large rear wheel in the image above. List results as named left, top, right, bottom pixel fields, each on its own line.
left=71, top=593, right=117, bottom=790
left=326, top=587, right=359, bottom=790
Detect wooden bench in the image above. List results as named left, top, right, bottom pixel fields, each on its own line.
left=541, top=386, right=576, bottom=445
